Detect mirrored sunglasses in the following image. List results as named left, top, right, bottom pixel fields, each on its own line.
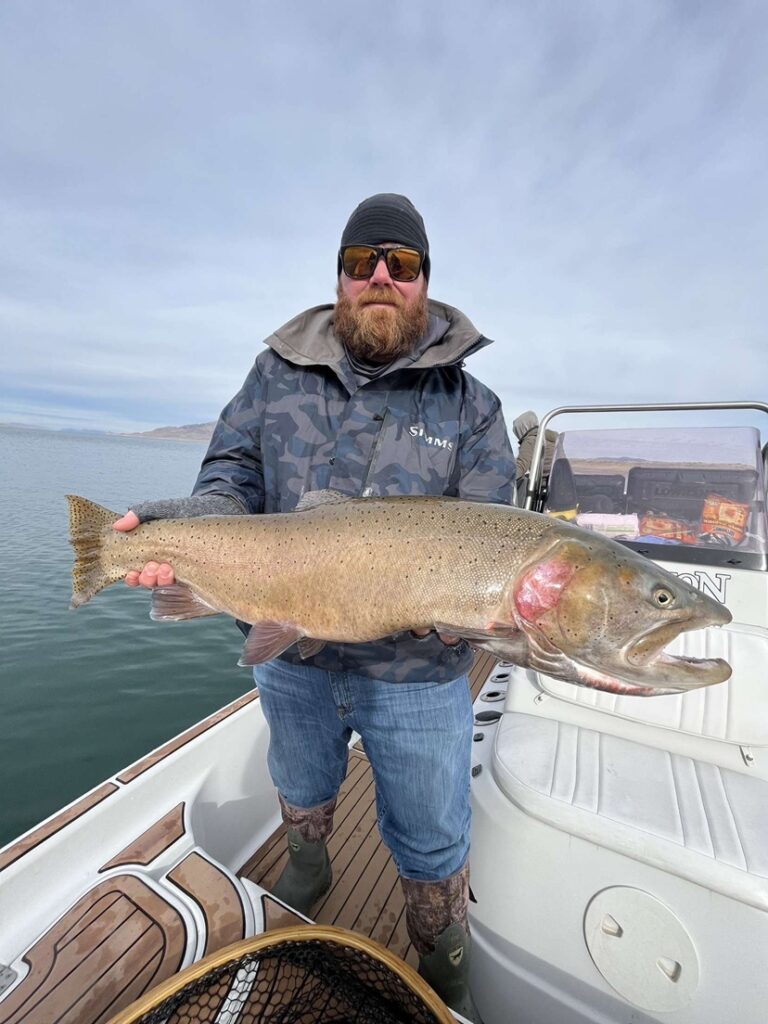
left=340, top=245, right=424, bottom=283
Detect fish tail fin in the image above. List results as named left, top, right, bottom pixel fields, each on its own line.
left=66, top=495, right=121, bottom=609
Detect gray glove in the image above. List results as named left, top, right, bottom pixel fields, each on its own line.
left=131, top=493, right=245, bottom=523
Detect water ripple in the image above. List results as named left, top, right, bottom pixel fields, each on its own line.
left=0, top=427, right=250, bottom=845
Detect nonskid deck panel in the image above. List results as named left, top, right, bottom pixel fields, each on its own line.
left=0, top=875, right=188, bottom=1024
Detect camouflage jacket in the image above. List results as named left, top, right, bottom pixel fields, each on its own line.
left=193, top=299, right=516, bottom=682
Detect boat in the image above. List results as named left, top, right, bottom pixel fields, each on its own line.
left=1, top=400, right=766, bottom=1023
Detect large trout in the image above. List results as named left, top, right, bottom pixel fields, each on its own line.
left=67, top=490, right=732, bottom=696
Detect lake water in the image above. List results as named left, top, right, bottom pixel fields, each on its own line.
left=0, top=426, right=251, bottom=847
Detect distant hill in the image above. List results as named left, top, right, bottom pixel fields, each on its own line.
left=127, top=422, right=216, bottom=442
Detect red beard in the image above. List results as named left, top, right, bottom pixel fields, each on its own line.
left=334, top=284, right=429, bottom=362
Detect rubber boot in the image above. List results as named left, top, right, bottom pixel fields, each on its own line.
left=400, top=863, right=484, bottom=1023
left=271, top=828, right=332, bottom=916
left=418, top=921, right=482, bottom=1023
left=271, top=795, right=335, bottom=917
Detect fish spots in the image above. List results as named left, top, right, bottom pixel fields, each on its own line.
left=514, top=558, right=576, bottom=623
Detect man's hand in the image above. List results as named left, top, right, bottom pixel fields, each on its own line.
left=113, top=510, right=140, bottom=531
left=112, top=511, right=175, bottom=588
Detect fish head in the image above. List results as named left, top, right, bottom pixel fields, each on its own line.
left=510, top=533, right=732, bottom=694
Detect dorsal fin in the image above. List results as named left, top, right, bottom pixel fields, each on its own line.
left=294, top=489, right=351, bottom=512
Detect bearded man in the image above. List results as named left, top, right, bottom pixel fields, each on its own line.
left=114, top=194, right=515, bottom=1021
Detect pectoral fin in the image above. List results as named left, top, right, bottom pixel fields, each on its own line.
left=150, top=585, right=222, bottom=621
left=239, top=622, right=303, bottom=666
left=432, top=622, right=520, bottom=642
left=431, top=622, right=532, bottom=666
left=468, top=634, right=533, bottom=665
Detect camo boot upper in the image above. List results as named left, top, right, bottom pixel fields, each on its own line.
left=400, top=863, right=484, bottom=1023
left=271, top=795, right=335, bottom=917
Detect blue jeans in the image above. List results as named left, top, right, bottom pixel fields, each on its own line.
left=254, top=658, right=473, bottom=881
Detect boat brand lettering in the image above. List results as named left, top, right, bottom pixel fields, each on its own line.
left=409, top=424, right=455, bottom=451
left=669, top=570, right=731, bottom=604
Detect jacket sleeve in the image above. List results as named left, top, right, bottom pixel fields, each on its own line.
left=192, top=356, right=266, bottom=514
left=455, top=375, right=516, bottom=505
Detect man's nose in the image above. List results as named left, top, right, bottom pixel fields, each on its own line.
left=369, top=253, right=393, bottom=284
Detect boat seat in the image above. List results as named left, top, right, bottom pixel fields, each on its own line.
left=492, top=712, right=768, bottom=911
left=504, top=622, right=768, bottom=777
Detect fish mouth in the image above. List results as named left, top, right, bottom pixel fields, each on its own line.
left=646, top=650, right=733, bottom=690
left=521, top=613, right=732, bottom=696
left=567, top=646, right=732, bottom=696
left=627, top=620, right=698, bottom=667
left=623, top=605, right=733, bottom=690
left=562, top=653, right=731, bottom=696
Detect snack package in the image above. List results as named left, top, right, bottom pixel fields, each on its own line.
left=639, top=513, right=699, bottom=545
left=700, top=494, right=750, bottom=545
left=576, top=513, right=639, bottom=539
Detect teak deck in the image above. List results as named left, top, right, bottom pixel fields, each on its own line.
left=239, top=650, right=500, bottom=967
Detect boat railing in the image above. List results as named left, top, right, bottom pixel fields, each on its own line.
left=524, top=400, right=768, bottom=512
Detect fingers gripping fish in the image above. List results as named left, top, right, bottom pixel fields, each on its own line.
left=66, top=490, right=732, bottom=697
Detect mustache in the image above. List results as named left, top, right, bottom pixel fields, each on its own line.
left=357, top=287, right=403, bottom=307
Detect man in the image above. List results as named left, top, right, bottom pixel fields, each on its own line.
left=115, top=194, right=515, bottom=1021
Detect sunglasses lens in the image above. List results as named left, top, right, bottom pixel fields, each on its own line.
left=386, top=248, right=422, bottom=282
left=342, top=246, right=379, bottom=279
left=341, top=246, right=423, bottom=282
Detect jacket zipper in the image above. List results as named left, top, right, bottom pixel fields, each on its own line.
left=361, top=408, right=390, bottom=496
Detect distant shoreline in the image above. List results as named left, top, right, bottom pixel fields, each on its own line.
left=119, top=424, right=215, bottom=442
left=0, top=421, right=215, bottom=442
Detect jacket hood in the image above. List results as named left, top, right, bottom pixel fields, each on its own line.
left=265, top=300, right=493, bottom=372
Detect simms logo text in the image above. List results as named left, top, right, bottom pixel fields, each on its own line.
left=409, top=425, right=455, bottom=451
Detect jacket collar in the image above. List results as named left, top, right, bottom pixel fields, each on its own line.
left=265, top=300, right=493, bottom=377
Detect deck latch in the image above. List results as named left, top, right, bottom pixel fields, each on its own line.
left=0, top=965, right=17, bottom=997
left=740, top=745, right=755, bottom=767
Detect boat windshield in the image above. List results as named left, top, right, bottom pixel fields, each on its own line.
left=544, top=425, right=768, bottom=569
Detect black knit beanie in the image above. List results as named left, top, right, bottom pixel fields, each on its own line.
left=338, top=193, right=430, bottom=280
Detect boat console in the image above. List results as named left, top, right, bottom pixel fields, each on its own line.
left=469, top=402, right=768, bottom=1023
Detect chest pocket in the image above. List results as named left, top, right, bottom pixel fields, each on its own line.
left=362, top=405, right=460, bottom=497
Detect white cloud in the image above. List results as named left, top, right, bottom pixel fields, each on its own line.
left=0, top=1, right=765, bottom=431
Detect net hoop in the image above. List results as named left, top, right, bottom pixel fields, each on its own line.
left=106, top=923, right=455, bottom=1024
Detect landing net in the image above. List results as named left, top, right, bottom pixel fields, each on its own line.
left=108, top=926, right=454, bottom=1024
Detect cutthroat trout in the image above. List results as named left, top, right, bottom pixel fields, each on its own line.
left=67, top=490, right=732, bottom=696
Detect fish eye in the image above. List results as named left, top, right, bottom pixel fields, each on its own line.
left=653, top=586, right=675, bottom=608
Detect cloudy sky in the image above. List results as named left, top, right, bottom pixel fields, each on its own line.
left=1, top=1, right=765, bottom=435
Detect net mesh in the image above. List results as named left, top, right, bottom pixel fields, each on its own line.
left=128, top=936, right=445, bottom=1024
